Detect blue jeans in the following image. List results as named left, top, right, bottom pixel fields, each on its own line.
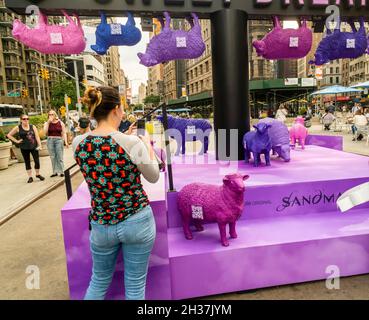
left=84, top=205, right=156, bottom=300
left=47, top=137, right=64, bottom=174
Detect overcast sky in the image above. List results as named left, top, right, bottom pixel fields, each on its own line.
left=118, top=17, right=150, bottom=96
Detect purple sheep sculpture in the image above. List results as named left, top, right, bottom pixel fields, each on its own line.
left=243, top=122, right=272, bottom=167
left=253, top=17, right=312, bottom=60
left=259, top=118, right=291, bottom=162
left=177, top=173, right=250, bottom=247
left=290, top=117, right=308, bottom=150
left=310, top=18, right=367, bottom=66
left=157, top=115, right=212, bottom=155
left=138, top=12, right=205, bottom=67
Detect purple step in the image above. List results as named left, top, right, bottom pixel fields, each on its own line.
left=168, top=209, right=369, bottom=299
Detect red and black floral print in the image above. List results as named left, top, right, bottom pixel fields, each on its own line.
left=75, top=136, right=149, bottom=225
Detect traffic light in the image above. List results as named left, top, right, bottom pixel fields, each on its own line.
left=21, top=89, right=29, bottom=98
left=43, top=69, right=50, bottom=80
left=38, top=69, right=43, bottom=78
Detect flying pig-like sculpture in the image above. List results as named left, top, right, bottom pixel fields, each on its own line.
left=91, top=12, right=142, bottom=55
left=310, top=18, right=367, bottom=66
left=12, top=10, right=86, bottom=55
left=138, top=12, right=205, bottom=67
left=253, top=16, right=312, bottom=60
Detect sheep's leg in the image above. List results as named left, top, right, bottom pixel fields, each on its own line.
left=229, top=222, right=237, bottom=239
left=194, top=219, right=204, bottom=232
left=244, top=149, right=250, bottom=163
left=252, top=152, right=259, bottom=167
left=181, top=136, right=186, bottom=155
left=301, top=138, right=306, bottom=150
left=265, top=151, right=271, bottom=166
left=182, top=215, right=193, bottom=240
left=291, top=137, right=296, bottom=149
left=204, top=136, right=209, bottom=154
left=218, top=223, right=229, bottom=247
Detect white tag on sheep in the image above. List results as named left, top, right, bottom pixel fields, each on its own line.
left=111, top=24, right=122, bottom=35
left=191, top=205, right=204, bottom=220
left=176, top=37, right=187, bottom=48
left=186, top=125, right=196, bottom=135
left=50, top=33, right=63, bottom=45
left=346, top=39, right=355, bottom=49
left=289, top=37, right=299, bottom=48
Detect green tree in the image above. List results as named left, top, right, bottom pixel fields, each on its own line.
left=50, top=78, right=81, bottom=111
left=144, top=95, right=161, bottom=106
left=133, top=104, right=144, bottom=111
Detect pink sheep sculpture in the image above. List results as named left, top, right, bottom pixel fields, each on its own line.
left=290, top=117, right=308, bottom=149
left=177, top=173, right=250, bottom=247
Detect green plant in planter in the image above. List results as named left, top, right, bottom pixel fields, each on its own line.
left=29, top=114, right=48, bottom=130
left=0, top=128, right=9, bottom=143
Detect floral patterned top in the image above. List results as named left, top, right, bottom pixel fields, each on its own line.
left=74, top=135, right=149, bottom=225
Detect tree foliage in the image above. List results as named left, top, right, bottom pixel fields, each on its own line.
left=144, top=95, right=161, bottom=106
left=50, top=78, right=81, bottom=110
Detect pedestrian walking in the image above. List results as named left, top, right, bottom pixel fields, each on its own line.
left=7, top=114, right=45, bottom=183
left=275, top=104, right=288, bottom=123
left=74, top=86, right=160, bottom=300
left=43, top=110, right=69, bottom=177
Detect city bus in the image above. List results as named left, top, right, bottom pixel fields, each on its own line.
left=0, top=104, right=24, bottom=127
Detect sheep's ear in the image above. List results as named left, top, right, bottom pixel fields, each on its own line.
left=243, top=175, right=250, bottom=181
left=267, top=124, right=272, bottom=128
left=253, top=124, right=258, bottom=130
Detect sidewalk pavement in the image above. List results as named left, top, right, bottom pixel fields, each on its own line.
left=0, top=146, right=77, bottom=224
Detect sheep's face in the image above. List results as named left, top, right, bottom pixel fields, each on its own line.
left=280, top=144, right=291, bottom=162
left=253, top=122, right=271, bottom=135
left=223, top=174, right=250, bottom=193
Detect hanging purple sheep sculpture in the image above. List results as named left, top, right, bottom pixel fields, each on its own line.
left=91, top=12, right=142, bottom=55
left=178, top=173, right=250, bottom=247
left=243, top=122, right=272, bottom=167
left=157, top=115, right=212, bottom=156
left=253, top=17, right=312, bottom=60
left=310, top=18, right=367, bottom=66
left=138, top=12, right=205, bottom=67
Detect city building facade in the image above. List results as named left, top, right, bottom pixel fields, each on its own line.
left=0, top=1, right=67, bottom=112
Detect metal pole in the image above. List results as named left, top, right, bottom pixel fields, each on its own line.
left=65, top=94, right=70, bottom=132
left=36, top=75, right=43, bottom=114
left=65, top=168, right=73, bottom=200
left=161, top=103, right=175, bottom=192
left=73, top=60, right=82, bottom=117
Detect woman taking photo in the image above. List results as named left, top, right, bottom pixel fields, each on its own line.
left=73, top=86, right=160, bottom=300
left=43, top=110, right=68, bottom=177
left=7, top=115, right=45, bottom=183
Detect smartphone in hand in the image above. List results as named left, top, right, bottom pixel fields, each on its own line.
left=137, top=119, right=146, bottom=137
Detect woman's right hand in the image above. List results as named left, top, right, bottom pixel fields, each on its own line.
left=17, top=139, right=23, bottom=144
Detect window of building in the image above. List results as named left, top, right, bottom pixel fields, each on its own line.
left=330, top=67, right=333, bottom=74
left=205, top=61, right=209, bottom=73
left=190, top=70, right=193, bottom=79
left=330, top=77, right=333, bottom=84
left=336, top=67, right=339, bottom=73
left=258, top=60, right=264, bottom=77
left=195, top=68, right=198, bottom=77
left=86, top=65, right=93, bottom=70
left=336, top=77, right=339, bottom=83
left=195, top=82, right=198, bottom=92
left=200, top=64, right=203, bottom=75
left=186, top=72, right=189, bottom=81
left=200, top=80, right=204, bottom=91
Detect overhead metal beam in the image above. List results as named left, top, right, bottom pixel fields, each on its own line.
left=5, top=0, right=369, bottom=19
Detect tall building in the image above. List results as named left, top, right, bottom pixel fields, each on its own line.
left=249, top=20, right=275, bottom=80
left=298, top=28, right=323, bottom=79
left=146, top=19, right=164, bottom=98
left=83, top=55, right=106, bottom=87
left=320, top=59, right=342, bottom=87
left=138, top=83, right=146, bottom=104
left=277, top=60, right=298, bottom=79
left=0, top=1, right=67, bottom=112
left=185, top=19, right=212, bottom=96
left=105, top=46, right=121, bottom=87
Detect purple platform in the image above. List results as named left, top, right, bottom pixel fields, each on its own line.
left=61, top=139, right=369, bottom=300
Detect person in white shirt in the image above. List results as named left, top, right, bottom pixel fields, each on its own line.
left=275, top=105, right=288, bottom=123
left=352, top=110, right=368, bottom=141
